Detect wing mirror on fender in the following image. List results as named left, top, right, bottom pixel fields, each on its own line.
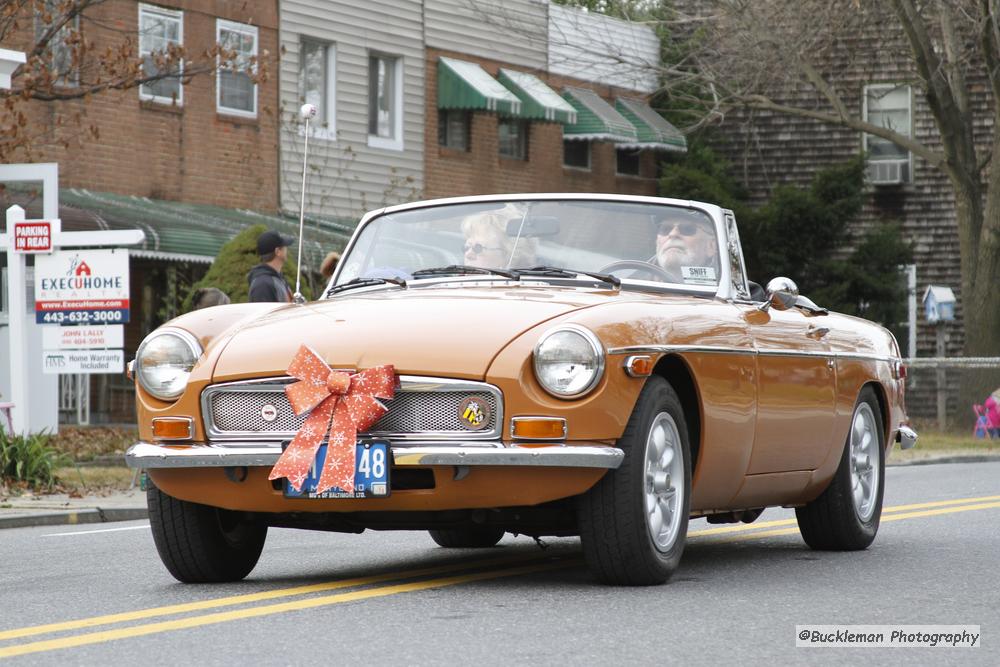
left=758, top=277, right=799, bottom=312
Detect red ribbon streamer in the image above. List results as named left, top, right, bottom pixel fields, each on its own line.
left=268, top=345, right=396, bottom=494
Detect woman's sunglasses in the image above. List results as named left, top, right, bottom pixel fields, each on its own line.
left=658, top=221, right=709, bottom=237
left=464, top=242, right=502, bottom=255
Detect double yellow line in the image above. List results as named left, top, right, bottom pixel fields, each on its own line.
left=2, top=493, right=998, bottom=659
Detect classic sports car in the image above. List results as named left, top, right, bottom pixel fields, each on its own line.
left=126, top=194, right=917, bottom=586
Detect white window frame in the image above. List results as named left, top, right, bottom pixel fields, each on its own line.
left=33, top=1, right=79, bottom=87
left=862, top=83, right=912, bottom=177
left=367, top=52, right=404, bottom=152
left=138, top=4, right=184, bottom=106
left=216, top=19, right=258, bottom=118
left=298, top=38, right=336, bottom=141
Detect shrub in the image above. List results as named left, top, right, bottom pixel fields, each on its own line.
left=0, top=430, right=71, bottom=491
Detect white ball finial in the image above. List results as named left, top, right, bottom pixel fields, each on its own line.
left=300, top=103, right=318, bottom=120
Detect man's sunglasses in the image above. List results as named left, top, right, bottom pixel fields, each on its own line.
left=463, top=242, right=502, bottom=255
left=658, top=221, right=709, bottom=237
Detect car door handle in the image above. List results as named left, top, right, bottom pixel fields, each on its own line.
left=806, top=325, right=830, bottom=339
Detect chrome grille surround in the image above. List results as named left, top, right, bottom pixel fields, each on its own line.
left=201, top=376, right=504, bottom=442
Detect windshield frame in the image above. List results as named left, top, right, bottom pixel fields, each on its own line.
left=327, top=193, right=745, bottom=301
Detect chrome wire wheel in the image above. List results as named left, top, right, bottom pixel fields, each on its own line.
left=645, top=411, right=685, bottom=552
left=850, top=402, right=880, bottom=522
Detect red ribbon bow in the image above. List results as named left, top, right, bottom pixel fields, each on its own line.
left=268, top=345, right=396, bottom=494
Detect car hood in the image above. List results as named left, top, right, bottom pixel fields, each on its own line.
left=210, top=285, right=621, bottom=381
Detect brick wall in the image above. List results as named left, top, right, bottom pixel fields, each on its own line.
left=424, top=47, right=660, bottom=199
left=8, top=0, right=279, bottom=212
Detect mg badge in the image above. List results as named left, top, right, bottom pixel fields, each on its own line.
left=260, top=404, right=278, bottom=422
left=458, top=396, right=490, bottom=430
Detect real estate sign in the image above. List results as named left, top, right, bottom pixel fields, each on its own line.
left=33, top=249, right=130, bottom=324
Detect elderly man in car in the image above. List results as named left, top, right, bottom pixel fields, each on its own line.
left=652, top=210, right=719, bottom=284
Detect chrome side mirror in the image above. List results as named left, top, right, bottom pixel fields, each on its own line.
left=758, top=277, right=799, bottom=312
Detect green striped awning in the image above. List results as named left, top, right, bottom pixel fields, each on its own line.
left=51, top=189, right=356, bottom=270
left=561, top=87, right=637, bottom=142
left=437, top=57, right=522, bottom=115
left=497, top=69, right=576, bottom=124
left=615, top=97, right=687, bottom=152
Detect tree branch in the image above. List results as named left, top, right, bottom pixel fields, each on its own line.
left=738, top=92, right=947, bottom=167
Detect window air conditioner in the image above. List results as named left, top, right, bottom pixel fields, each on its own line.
left=868, top=160, right=910, bottom=185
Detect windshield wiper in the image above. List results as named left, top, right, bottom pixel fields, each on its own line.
left=410, top=265, right=519, bottom=280
left=326, top=276, right=407, bottom=297
left=514, top=266, right=621, bottom=289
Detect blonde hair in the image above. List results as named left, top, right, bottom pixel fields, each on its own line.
left=460, top=204, right=537, bottom=268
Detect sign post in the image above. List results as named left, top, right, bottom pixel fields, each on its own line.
left=1, top=204, right=144, bottom=435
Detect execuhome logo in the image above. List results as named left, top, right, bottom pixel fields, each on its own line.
left=39, top=254, right=122, bottom=291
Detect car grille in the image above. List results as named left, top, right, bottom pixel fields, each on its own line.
left=202, top=376, right=503, bottom=441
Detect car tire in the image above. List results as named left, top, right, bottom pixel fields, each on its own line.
left=147, top=482, right=267, bottom=583
left=427, top=526, right=505, bottom=548
left=796, top=386, right=885, bottom=550
left=578, top=376, right=692, bottom=586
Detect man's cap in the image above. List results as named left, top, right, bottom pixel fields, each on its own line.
left=257, top=230, right=295, bottom=255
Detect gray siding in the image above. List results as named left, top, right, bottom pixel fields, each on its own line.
left=425, top=0, right=548, bottom=69
left=279, top=0, right=425, bottom=228
left=548, top=3, right=658, bottom=93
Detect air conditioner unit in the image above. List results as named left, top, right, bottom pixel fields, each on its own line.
left=868, top=160, right=910, bottom=185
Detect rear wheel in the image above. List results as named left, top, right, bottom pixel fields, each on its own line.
left=428, top=525, right=505, bottom=548
left=578, top=376, right=691, bottom=586
left=796, top=387, right=885, bottom=550
left=147, top=483, right=267, bottom=583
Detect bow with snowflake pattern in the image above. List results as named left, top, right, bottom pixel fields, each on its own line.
left=268, top=345, right=396, bottom=494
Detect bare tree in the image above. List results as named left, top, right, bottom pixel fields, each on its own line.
left=0, top=0, right=265, bottom=161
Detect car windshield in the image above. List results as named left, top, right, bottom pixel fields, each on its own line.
left=334, top=199, right=721, bottom=290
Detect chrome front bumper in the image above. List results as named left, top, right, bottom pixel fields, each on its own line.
left=895, top=424, right=918, bottom=450
left=126, top=441, right=625, bottom=470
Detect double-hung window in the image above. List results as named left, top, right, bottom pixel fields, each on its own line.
left=498, top=119, right=528, bottom=160
left=368, top=53, right=403, bottom=150
left=438, top=110, right=469, bottom=151
left=33, top=0, right=78, bottom=87
left=863, top=84, right=912, bottom=184
left=299, top=39, right=336, bottom=137
left=139, top=4, right=183, bottom=105
left=217, top=19, right=258, bottom=117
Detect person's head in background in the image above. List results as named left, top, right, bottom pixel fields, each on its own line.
left=191, top=287, right=231, bottom=310
left=320, top=251, right=341, bottom=281
left=460, top=205, right=536, bottom=269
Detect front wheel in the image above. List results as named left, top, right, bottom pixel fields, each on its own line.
left=796, top=387, right=885, bottom=550
left=147, top=483, right=268, bottom=583
left=578, top=376, right=691, bottom=585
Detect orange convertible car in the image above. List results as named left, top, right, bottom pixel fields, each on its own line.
left=127, top=194, right=916, bottom=586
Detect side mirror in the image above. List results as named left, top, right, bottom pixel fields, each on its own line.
left=758, top=277, right=799, bottom=312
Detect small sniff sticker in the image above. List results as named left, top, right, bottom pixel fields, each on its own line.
left=681, top=266, right=717, bottom=285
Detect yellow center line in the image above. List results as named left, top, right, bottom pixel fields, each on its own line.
left=0, top=560, right=572, bottom=659
left=3, top=493, right=999, bottom=657
left=688, top=493, right=1000, bottom=537
left=0, top=550, right=553, bottom=642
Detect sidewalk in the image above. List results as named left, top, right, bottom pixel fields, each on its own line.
left=0, top=488, right=147, bottom=530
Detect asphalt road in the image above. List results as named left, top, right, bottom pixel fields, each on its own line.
left=1, top=461, right=997, bottom=666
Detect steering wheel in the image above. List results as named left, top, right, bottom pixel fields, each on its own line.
left=598, top=260, right=675, bottom=282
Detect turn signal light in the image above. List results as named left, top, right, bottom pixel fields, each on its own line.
left=625, top=355, right=654, bottom=377
left=511, top=417, right=566, bottom=440
left=152, top=417, right=193, bottom=441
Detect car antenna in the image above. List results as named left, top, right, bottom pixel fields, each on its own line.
left=292, top=102, right=318, bottom=305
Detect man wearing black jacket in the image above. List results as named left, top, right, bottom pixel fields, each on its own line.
left=248, top=230, right=295, bottom=302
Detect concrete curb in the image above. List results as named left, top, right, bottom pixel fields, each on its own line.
left=0, top=507, right=147, bottom=530
left=888, top=454, right=1000, bottom=467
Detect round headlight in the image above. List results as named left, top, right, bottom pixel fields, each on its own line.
left=533, top=325, right=605, bottom=398
left=135, top=329, right=202, bottom=401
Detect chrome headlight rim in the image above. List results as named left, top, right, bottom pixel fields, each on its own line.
left=135, top=327, right=203, bottom=401
left=532, top=324, right=605, bottom=399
